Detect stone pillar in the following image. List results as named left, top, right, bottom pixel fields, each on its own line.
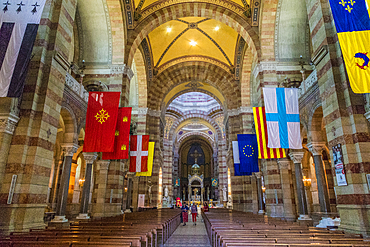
left=125, top=177, right=133, bottom=212
left=131, top=176, right=139, bottom=211
left=255, top=172, right=265, bottom=214
left=278, top=158, right=296, bottom=221
left=289, top=151, right=311, bottom=220
left=307, top=142, right=331, bottom=213
left=76, top=152, right=98, bottom=220
left=52, top=144, right=79, bottom=223
left=91, top=160, right=110, bottom=218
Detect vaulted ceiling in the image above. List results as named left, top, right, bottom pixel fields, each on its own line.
left=148, top=17, right=239, bottom=68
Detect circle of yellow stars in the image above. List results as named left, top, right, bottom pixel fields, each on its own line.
left=95, top=108, right=110, bottom=124
left=242, top=144, right=254, bottom=157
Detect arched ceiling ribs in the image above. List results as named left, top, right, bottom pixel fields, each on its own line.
left=148, top=62, right=239, bottom=111
left=169, top=115, right=221, bottom=143
left=178, top=132, right=214, bottom=147
left=124, top=2, right=260, bottom=67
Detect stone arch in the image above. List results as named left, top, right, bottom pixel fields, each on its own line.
left=125, top=2, right=260, bottom=67
left=133, top=49, right=148, bottom=108
left=164, top=88, right=225, bottom=112
left=178, top=132, right=214, bottom=147
left=169, top=115, right=222, bottom=143
left=308, top=105, right=326, bottom=143
left=60, top=106, right=78, bottom=144
left=150, top=62, right=239, bottom=111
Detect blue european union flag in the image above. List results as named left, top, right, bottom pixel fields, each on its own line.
left=237, top=134, right=259, bottom=176
left=329, top=0, right=370, bottom=33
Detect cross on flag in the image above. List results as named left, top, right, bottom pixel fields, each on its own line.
left=130, top=135, right=149, bottom=173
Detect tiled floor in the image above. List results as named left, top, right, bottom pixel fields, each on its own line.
left=163, top=215, right=211, bottom=247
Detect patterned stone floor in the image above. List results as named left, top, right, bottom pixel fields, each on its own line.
left=163, top=215, right=211, bottom=247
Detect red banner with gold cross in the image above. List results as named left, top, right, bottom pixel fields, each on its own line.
left=102, top=107, right=132, bottom=160
left=83, top=92, right=120, bottom=152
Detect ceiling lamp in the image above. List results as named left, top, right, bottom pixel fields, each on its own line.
left=166, top=27, right=172, bottom=33
left=189, top=40, right=197, bottom=46
left=214, top=26, right=220, bottom=31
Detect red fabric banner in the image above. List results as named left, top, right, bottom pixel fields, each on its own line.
left=83, top=92, right=120, bottom=152
left=129, top=135, right=149, bottom=172
left=102, top=107, right=132, bottom=160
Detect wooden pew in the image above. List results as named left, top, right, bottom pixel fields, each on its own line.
left=202, top=209, right=369, bottom=247
left=0, top=209, right=181, bottom=247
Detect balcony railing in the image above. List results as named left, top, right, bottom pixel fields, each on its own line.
left=298, top=69, right=317, bottom=98
left=65, top=72, right=88, bottom=102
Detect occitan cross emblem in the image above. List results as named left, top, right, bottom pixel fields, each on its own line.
left=95, top=109, right=110, bottom=124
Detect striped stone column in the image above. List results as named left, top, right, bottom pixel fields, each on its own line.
left=307, top=142, right=330, bottom=213
left=105, top=160, right=125, bottom=216
left=91, top=160, right=110, bottom=218
left=263, top=159, right=284, bottom=218
left=289, top=150, right=311, bottom=220
left=0, top=0, right=77, bottom=232
left=76, top=152, right=97, bottom=220
left=0, top=101, right=19, bottom=192
left=52, top=143, right=79, bottom=223
left=278, top=158, right=296, bottom=221
left=255, top=172, right=265, bottom=214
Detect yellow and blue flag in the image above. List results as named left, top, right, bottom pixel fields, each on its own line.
left=329, top=0, right=370, bottom=93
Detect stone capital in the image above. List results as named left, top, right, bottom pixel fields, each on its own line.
left=254, top=172, right=262, bottom=179
left=307, top=142, right=326, bottom=156
left=278, top=158, right=291, bottom=170
left=0, top=113, right=19, bottom=135
left=61, top=143, right=79, bottom=156
left=83, top=152, right=98, bottom=164
left=288, top=150, right=305, bottom=164
left=96, top=160, right=110, bottom=170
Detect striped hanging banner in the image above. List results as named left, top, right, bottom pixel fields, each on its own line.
left=253, top=107, right=286, bottom=159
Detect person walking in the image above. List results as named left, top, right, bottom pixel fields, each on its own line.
left=181, top=203, right=189, bottom=226
left=191, top=203, right=197, bottom=225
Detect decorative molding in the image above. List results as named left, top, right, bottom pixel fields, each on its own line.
left=138, top=107, right=148, bottom=115
left=97, top=160, right=110, bottom=170
left=251, top=0, right=260, bottom=26
left=53, top=51, right=70, bottom=71
left=234, top=36, right=246, bottom=81
left=124, top=65, right=134, bottom=80
left=62, top=143, right=79, bottom=156
left=312, top=45, right=328, bottom=66
left=0, top=113, right=19, bottom=135
left=278, top=159, right=291, bottom=170
left=83, top=152, right=98, bottom=164
left=102, top=0, right=113, bottom=63
left=185, top=81, right=203, bottom=89
left=65, top=72, right=89, bottom=102
left=157, top=55, right=230, bottom=74
left=307, top=142, right=326, bottom=156
left=148, top=109, right=161, bottom=117
left=227, top=106, right=252, bottom=116
left=288, top=151, right=305, bottom=164
left=141, top=38, right=154, bottom=82
left=124, top=0, right=135, bottom=29
left=298, top=69, right=317, bottom=97
left=138, top=0, right=246, bottom=22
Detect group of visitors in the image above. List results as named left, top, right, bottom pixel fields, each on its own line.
left=180, top=202, right=209, bottom=226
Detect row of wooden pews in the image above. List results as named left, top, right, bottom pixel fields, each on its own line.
left=203, top=209, right=370, bottom=247
left=0, top=208, right=181, bottom=247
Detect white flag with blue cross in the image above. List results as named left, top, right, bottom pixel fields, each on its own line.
left=262, top=87, right=302, bottom=149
